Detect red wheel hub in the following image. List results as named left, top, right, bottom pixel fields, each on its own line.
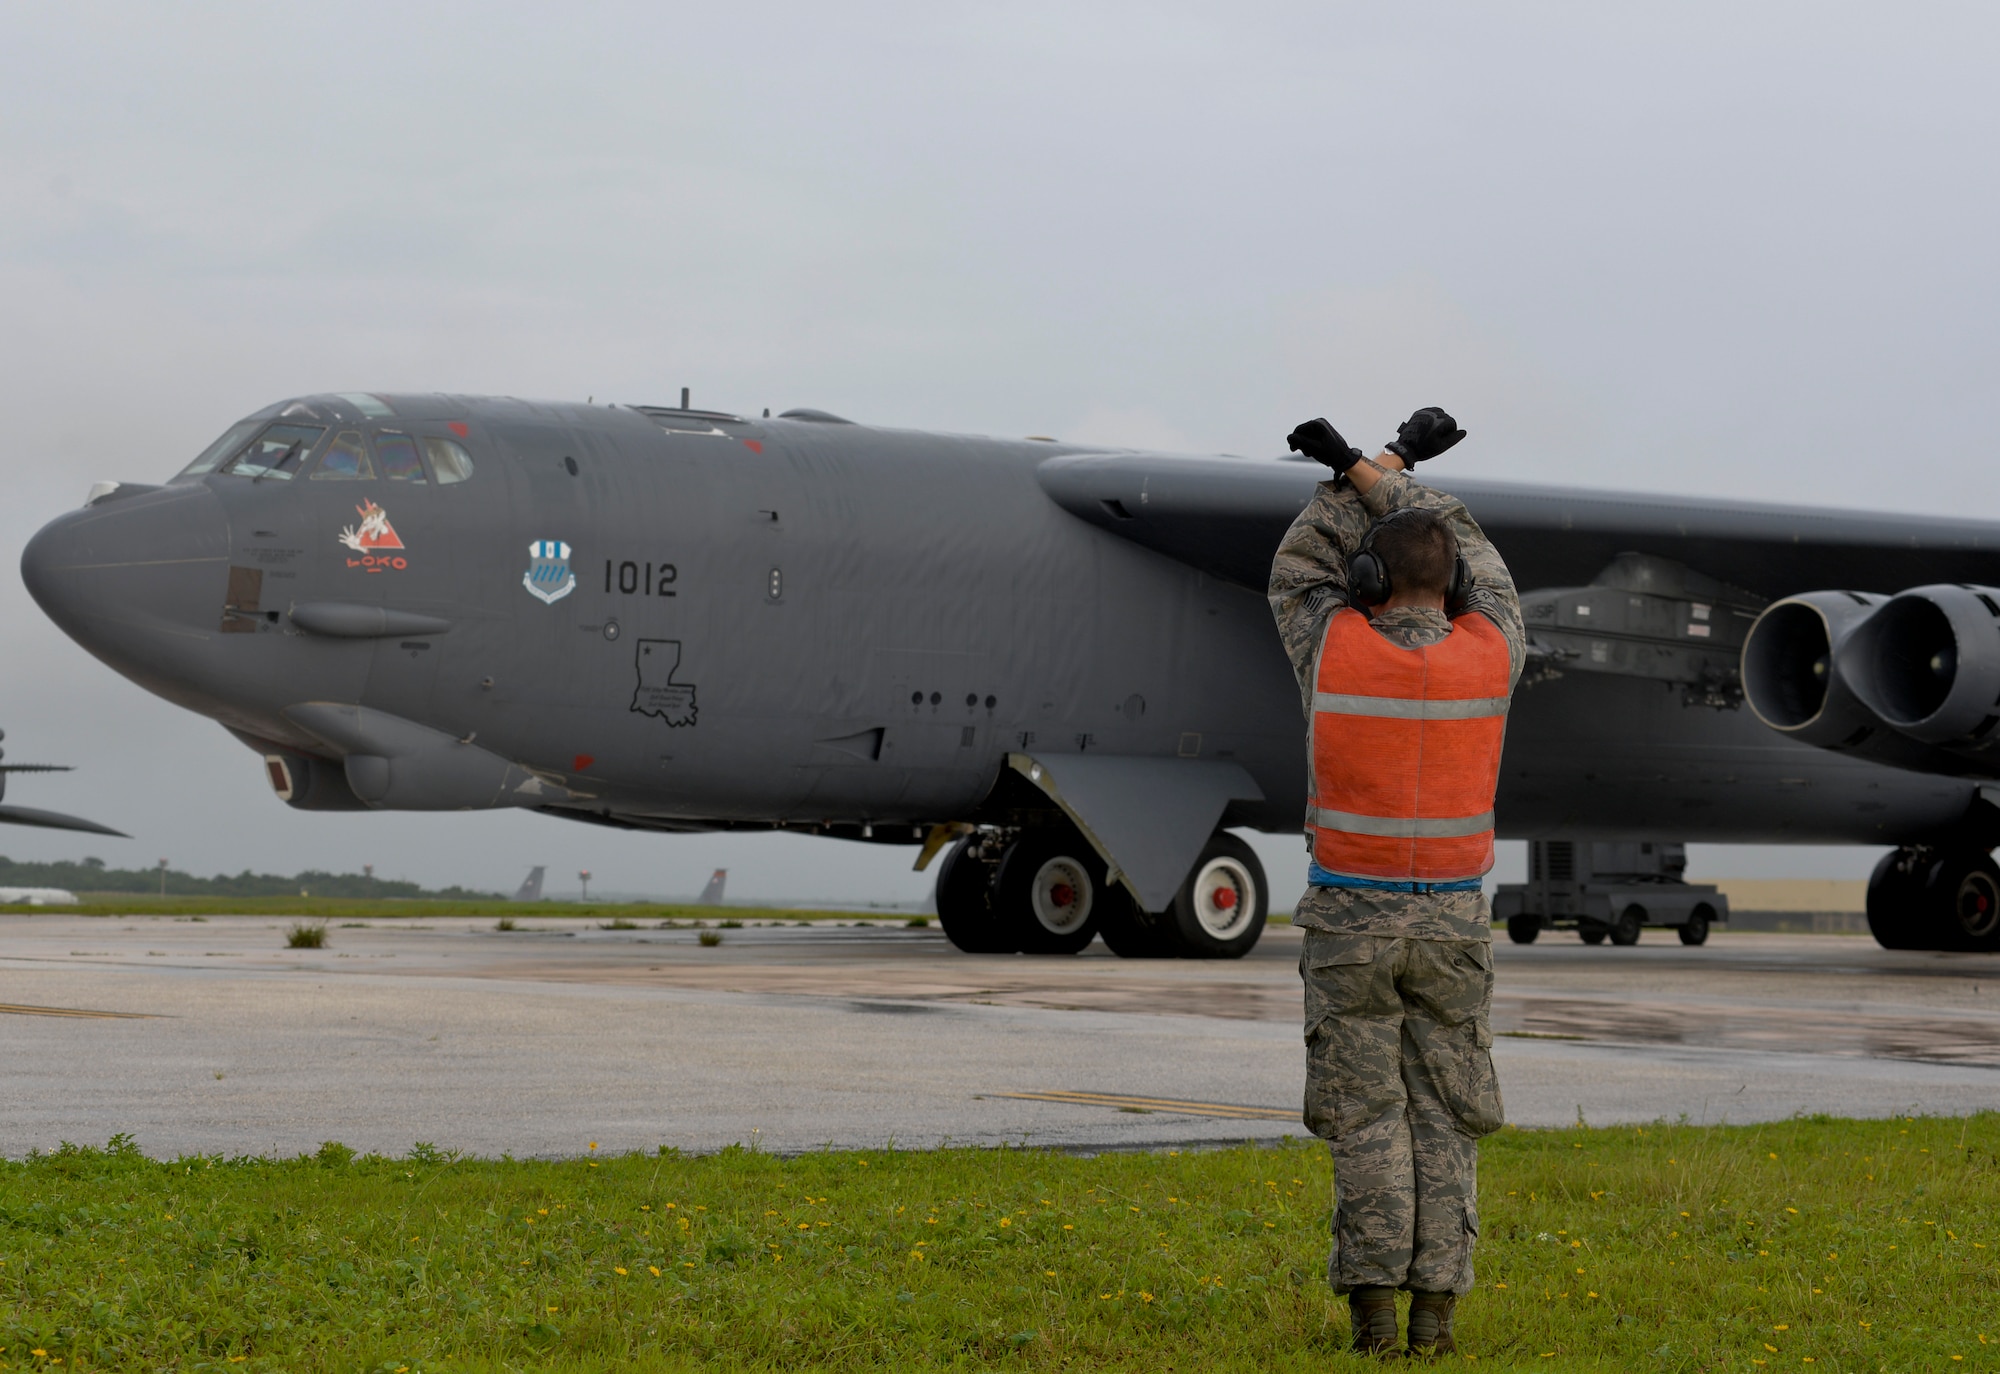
left=1213, top=886, right=1238, bottom=910
left=1049, top=882, right=1076, bottom=908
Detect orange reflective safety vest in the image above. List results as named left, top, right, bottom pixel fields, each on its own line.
left=1309, top=607, right=1512, bottom=889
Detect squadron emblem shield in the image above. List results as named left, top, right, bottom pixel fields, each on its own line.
left=523, top=539, right=577, bottom=604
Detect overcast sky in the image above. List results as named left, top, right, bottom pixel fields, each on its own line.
left=2, top=2, right=1995, bottom=901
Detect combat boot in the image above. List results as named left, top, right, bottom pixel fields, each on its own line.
left=1347, top=1286, right=1400, bottom=1356
left=1405, top=1290, right=1457, bottom=1357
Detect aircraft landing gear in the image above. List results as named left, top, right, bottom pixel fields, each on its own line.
left=1096, top=892, right=1181, bottom=958
left=1160, top=832, right=1266, bottom=960
left=935, top=832, right=1012, bottom=954
left=933, top=826, right=1266, bottom=959
left=1506, top=914, right=1542, bottom=944
left=1868, top=846, right=2000, bottom=952
left=992, top=828, right=1104, bottom=955
left=935, top=825, right=1105, bottom=955
left=1099, top=832, right=1267, bottom=959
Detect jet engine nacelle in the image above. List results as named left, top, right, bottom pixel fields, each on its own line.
left=1744, top=585, right=2000, bottom=774
left=1742, top=590, right=1892, bottom=747
left=1840, top=584, right=2000, bottom=749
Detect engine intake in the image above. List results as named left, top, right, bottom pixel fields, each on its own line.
left=1741, top=590, right=1888, bottom=745
left=1841, top=584, right=2000, bottom=746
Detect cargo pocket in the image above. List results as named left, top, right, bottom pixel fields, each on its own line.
left=1421, top=1029, right=1504, bottom=1138
left=1299, top=931, right=1379, bottom=1039
left=1300, top=933, right=1380, bottom=1140
left=1456, top=1199, right=1481, bottom=1292
left=1414, top=944, right=1504, bottom=1138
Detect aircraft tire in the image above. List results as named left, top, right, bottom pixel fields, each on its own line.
left=935, top=835, right=1016, bottom=954
left=1916, top=849, right=2000, bottom=953
left=1161, top=832, right=1267, bottom=960
left=1608, top=905, right=1644, bottom=946
left=1866, top=848, right=1933, bottom=950
left=1578, top=925, right=1608, bottom=945
left=1679, top=905, right=1713, bottom=946
left=992, top=828, right=1103, bottom=955
left=1506, top=915, right=1542, bottom=945
left=1096, top=890, right=1183, bottom=958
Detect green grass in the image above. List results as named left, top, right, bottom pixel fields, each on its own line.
left=0, top=897, right=898, bottom=922
left=2, top=1118, right=1996, bottom=1371
left=283, top=922, right=328, bottom=949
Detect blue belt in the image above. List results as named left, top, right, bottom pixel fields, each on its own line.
left=1308, top=861, right=1484, bottom=894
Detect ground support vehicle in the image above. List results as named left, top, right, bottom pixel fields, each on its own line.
left=1492, top=840, right=1727, bottom=946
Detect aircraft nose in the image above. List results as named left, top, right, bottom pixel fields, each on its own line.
left=22, top=484, right=232, bottom=679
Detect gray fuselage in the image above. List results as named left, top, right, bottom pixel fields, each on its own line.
left=19, top=393, right=1984, bottom=849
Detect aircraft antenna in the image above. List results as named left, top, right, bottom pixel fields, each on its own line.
left=680, top=387, right=690, bottom=410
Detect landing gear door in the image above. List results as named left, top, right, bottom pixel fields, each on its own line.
left=1005, top=752, right=1265, bottom=912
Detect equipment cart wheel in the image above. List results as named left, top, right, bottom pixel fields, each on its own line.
left=1506, top=914, right=1541, bottom=944
left=1608, top=904, right=1644, bottom=946
left=1679, top=905, right=1713, bottom=946
left=1578, top=925, right=1608, bottom=945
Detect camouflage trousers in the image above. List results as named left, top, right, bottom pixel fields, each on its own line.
left=1300, top=930, right=1503, bottom=1294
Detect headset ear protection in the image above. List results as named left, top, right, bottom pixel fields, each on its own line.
left=1350, top=509, right=1469, bottom=611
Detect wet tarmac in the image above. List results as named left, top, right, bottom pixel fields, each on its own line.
left=3, top=914, right=1996, bottom=1158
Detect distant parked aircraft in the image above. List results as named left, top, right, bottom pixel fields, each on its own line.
left=699, top=868, right=727, bottom=904
left=511, top=865, right=545, bottom=902
left=0, top=729, right=125, bottom=836
left=0, top=887, right=79, bottom=905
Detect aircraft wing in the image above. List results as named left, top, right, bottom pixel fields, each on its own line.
left=0, top=804, right=128, bottom=837
left=1035, top=453, right=2000, bottom=597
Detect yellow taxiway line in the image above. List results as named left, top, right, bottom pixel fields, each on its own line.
left=0, top=1002, right=155, bottom=1020
left=996, top=1089, right=1298, bottom=1122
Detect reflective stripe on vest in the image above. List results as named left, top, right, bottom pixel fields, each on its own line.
left=1309, top=607, right=1512, bottom=884
left=1310, top=808, right=1496, bottom=839
left=1311, top=692, right=1511, bottom=720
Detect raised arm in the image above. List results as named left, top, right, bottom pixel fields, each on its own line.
left=1268, top=477, right=1375, bottom=702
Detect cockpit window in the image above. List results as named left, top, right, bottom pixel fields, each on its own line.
left=221, top=423, right=325, bottom=480
left=422, top=436, right=476, bottom=484
left=377, top=432, right=426, bottom=481
left=312, top=431, right=374, bottom=480
left=177, top=420, right=262, bottom=478
left=336, top=392, right=395, bottom=418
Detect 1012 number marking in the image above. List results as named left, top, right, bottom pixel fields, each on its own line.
left=606, top=560, right=678, bottom=597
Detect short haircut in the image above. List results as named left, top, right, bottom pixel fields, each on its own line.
left=1371, top=509, right=1459, bottom=598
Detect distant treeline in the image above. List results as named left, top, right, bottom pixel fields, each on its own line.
left=0, top=855, right=498, bottom=900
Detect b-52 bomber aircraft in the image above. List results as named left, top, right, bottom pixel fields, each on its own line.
left=22, top=392, right=2000, bottom=956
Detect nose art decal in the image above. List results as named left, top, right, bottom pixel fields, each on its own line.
left=339, top=500, right=408, bottom=572
left=523, top=540, right=577, bottom=604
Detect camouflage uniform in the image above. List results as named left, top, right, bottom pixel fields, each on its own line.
left=1268, top=464, right=1524, bottom=1295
